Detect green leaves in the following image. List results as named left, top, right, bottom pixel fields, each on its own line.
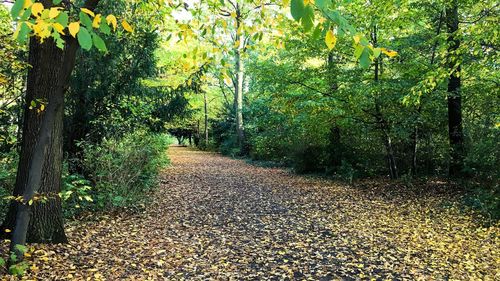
left=77, top=27, right=92, bottom=50
left=55, top=11, right=69, bottom=26
left=359, top=48, right=371, bottom=69
left=11, top=0, right=25, bottom=19
left=290, top=0, right=315, bottom=32
left=93, top=33, right=108, bottom=52
left=15, top=22, right=30, bottom=44
left=290, top=0, right=305, bottom=21
left=315, top=0, right=331, bottom=10
left=79, top=11, right=93, bottom=29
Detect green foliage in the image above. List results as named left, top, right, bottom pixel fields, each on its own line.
left=464, top=186, right=500, bottom=223
left=8, top=261, right=28, bottom=276
left=60, top=171, right=94, bottom=216
left=0, top=150, right=18, bottom=221
left=80, top=132, right=171, bottom=210
left=290, top=143, right=327, bottom=174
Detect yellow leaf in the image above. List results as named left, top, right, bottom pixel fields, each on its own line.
left=4, top=229, right=11, bottom=233
left=48, top=7, right=61, bottom=19
left=381, top=48, right=398, bottom=57
left=93, top=14, right=102, bottom=28
left=31, top=2, right=44, bottom=17
left=303, top=0, right=314, bottom=5
left=68, top=22, right=80, bottom=38
left=353, top=34, right=361, bottom=44
left=121, top=20, right=133, bottom=32
left=230, top=11, right=236, bottom=18
left=325, top=30, right=337, bottom=50
left=23, top=0, right=33, bottom=9
left=106, top=14, right=117, bottom=31
left=81, top=8, right=95, bottom=17
left=33, top=20, right=50, bottom=41
left=52, top=23, right=65, bottom=35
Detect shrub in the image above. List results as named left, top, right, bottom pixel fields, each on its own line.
left=80, top=131, right=171, bottom=210
left=0, top=150, right=18, bottom=221
left=291, top=143, right=327, bottom=174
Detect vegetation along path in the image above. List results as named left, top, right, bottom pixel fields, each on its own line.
left=3, top=146, right=498, bottom=280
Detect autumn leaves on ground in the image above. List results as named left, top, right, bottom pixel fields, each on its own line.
left=0, top=146, right=497, bottom=280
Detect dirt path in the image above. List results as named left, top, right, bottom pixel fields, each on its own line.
left=2, top=146, right=498, bottom=280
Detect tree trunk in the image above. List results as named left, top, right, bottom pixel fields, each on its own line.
left=204, top=91, right=209, bottom=146
left=327, top=52, right=342, bottom=171
left=411, top=124, right=419, bottom=175
left=234, top=4, right=245, bottom=151
left=2, top=0, right=100, bottom=247
left=411, top=10, right=444, bottom=177
left=446, top=0, right=464, bottom=177
left=372, top=25, right=398, bottom=179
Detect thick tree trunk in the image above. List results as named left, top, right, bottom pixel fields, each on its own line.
left=1, top=0, right=100, bottom=247
left=446, top=0, right=464, bottom=177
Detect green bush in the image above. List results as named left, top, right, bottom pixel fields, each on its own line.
left=463, top=182, right=500, bottom=224
left=80, top=132, right=171, bottom=210
left=291, top=143, right=327, bottom=174
left=0, top=150, right=18, bottom=221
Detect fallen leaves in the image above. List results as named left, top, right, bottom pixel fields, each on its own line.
left=0, top=146, right=498, bottom=280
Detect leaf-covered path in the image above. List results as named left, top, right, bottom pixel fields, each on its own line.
left=2, top=146, right=499, bottom=280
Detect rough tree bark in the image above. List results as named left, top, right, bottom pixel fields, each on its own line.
left=2, top=0, right=101, bottom=251
left=445, top=0, right=465, bottom=177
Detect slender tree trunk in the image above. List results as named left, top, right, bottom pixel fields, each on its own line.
left=411, top=124, right=419, bottom=175
left=411, top=10, right=444, bottom=177
left=445, top=0, right=464, bottom=177
left=234, top=4, right=245, bottom=151
left=204, top=91, right=209, bottom=146
left=327, top=52, right=342, bottom=170
left=2, top=0, right=100, bottom=250
left=372, top=25, right=398, bottom=179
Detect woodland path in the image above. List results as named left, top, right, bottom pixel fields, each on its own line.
left=3, top=146, right=498, bottom=280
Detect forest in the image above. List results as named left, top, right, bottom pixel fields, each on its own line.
left=0, top=0, right=498, bottom=279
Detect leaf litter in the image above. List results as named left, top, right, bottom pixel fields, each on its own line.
left=1, top=146, right=498, bottom=280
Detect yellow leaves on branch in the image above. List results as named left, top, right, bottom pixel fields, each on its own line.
left=325, top=30, right=337, bottom=50
left=32, top=20, right=51, bottom=41
left=12, top=0, right=133, bottom=50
